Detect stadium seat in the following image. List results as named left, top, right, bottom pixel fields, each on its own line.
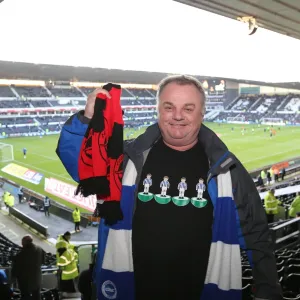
left=286, top=265, right=300, bottom=274
left=283, top=291, right=300, bottom=300
left=285, top=274, right=300, bottom=293
left=286, top=258, right=300, bottom=266
left=0, top=232, right=56, bottom=268
left=242, top=269, right=252, bottom=277
left=277, top=266, right=285, bottom=279
left=242, top=283, right=252, bottom=300
left=242, top=276, right=253, bottom=286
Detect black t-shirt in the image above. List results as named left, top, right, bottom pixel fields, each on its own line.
left=132, top=138, right=213, bottom=300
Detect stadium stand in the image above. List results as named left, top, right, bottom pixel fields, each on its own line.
left=0, top=86, right=15, bottom=97
left=1, top=81, right=300, bottom=136
left=0, top=83, right=159, bottom=137
left=212, top=93, right=300, bottom=125
left=14, top=86, right=49, bottom=98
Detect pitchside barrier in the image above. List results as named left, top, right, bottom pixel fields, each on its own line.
left=8, top=206, right=49, bottom=238
left=250, top=156, right=300, bottom=180
left=23, top=188, right=90, bottom=228
left=0, top=176, right=90, bottom=228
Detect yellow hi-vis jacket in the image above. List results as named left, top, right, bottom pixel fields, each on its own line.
left=57, top=248, right=79, bottom=280
left=3, top=191, right=9, bottom=204
left=289, top=196, right=300, bottom=218
left=264, top=191, right=282, bottom=215
left=55, top=235, right=75, bottom=259
left=6, top=194, right=14, bottom=207
left=72, top=209, right=81, bottom=223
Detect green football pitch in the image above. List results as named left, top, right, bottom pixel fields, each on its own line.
left=1, top=122, right=300, bottom=210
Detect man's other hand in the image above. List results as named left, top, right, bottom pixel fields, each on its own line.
left=84, top=88, right=111, bottom=119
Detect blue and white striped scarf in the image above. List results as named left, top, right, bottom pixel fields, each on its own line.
left=95, top=159, right=242, bottom=300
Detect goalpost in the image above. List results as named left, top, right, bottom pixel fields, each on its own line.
left=0, top=143, right=14, bottom=163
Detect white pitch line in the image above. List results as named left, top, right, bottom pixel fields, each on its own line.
left=242, top=148, right=300, bottom=164
left=22, top=151, right=58, bottom=161
left=14, top=159, right=73, bottom=181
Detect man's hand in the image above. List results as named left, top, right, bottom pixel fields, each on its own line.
left=84, top=88, right=111, bottom=119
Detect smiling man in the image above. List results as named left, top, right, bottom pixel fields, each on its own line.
left=56, top=75, right=282, bottom=300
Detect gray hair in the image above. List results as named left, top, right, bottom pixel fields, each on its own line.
left=156, top=75, right=206, bottom=115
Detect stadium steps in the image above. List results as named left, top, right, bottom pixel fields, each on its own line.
left=249, top=97, right=264, bottom=111
left=9, top=86, right=20, bottom=98
left=225, top=95, right=240, bottom=110
left=205, top=110, right=219, bottom=121
left=46, top=99, right=54, bottom=106
left=277, top=95, right=293, bottom=111
left=145, top=89, right=156, bottom=97
left=74, top=86, right=86, bottom=97
left=248, top=96, right=262, bottom=111
left=124, top=88, right=135, bottom=97
left=0, top=207, right=55, bottom=253
left=44, top=86, right=54, bottom=98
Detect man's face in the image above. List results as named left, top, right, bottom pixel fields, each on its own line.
left=164, top=177, right=168, bottom=181
left=181, top=178, right=186, bottom=183
left=158, top=82, right=204, bottom=148
left=147, top=175, right=151, bottom=179
left=199, top=179, right=203, bottom=184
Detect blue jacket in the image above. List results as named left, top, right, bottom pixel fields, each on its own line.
left=56, top=111, right=282, bottom=300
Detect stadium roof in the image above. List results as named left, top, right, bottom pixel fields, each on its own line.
left=174, top=0, right=300, bottom=40
left=1, top=60, right=300, bottom=90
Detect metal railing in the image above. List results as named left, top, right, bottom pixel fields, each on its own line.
left=270, top=217, right=300, bottom=249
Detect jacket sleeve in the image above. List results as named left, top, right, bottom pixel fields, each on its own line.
left=56, top=111, right=90, bottom=183
left=231, top=158, right=282, bottom=300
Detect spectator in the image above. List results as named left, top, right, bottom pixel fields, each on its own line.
left=11, top=235, right=44, bottom=300
left=57, top=75, right=282, bottom=300
left=257, top=175, right=264, bottom=187
left=281, top=168, right=286, bottom=181
left=274, top=169, right=279, bottom=182
left=267, top=171, right=271, bottom=185
left=0, top=269, right=13, bottom=300
left=78, top=268, right=92, bottom=300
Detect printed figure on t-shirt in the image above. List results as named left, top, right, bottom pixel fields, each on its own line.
left=196, top=178, right=206, bottom=199
left=178, top=177, right=187, bottom=199
left=143, top=174, right=152, bottom=194
left=160, top=176, right=170, bottom=197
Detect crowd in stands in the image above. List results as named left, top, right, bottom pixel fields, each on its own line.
left=0, top=84, right=299, bottom=136
left=212, top=94, right=299, bottom=124
left=0, top=84, right=159, bottom=136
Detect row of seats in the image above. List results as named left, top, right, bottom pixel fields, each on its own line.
left=0, top=85, right=157, bottom=99
left=11, top=288, right=59, bottom=300
left=241, top=246, right=300, bottom=299
left=0, top=233, right=56, bottom=268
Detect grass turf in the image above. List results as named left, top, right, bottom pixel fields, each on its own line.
left=1, top=122, right=300, bottom=210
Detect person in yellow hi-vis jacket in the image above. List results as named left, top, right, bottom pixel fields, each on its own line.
left=264, top=189, right=282, bottom=223
left=4, top=193, right=14, bottom=208
left=72, top=207, right=81, bottom=232
left=2, top=191, right=9, bottom=208
left=56, top=231, right=79, bottom=292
